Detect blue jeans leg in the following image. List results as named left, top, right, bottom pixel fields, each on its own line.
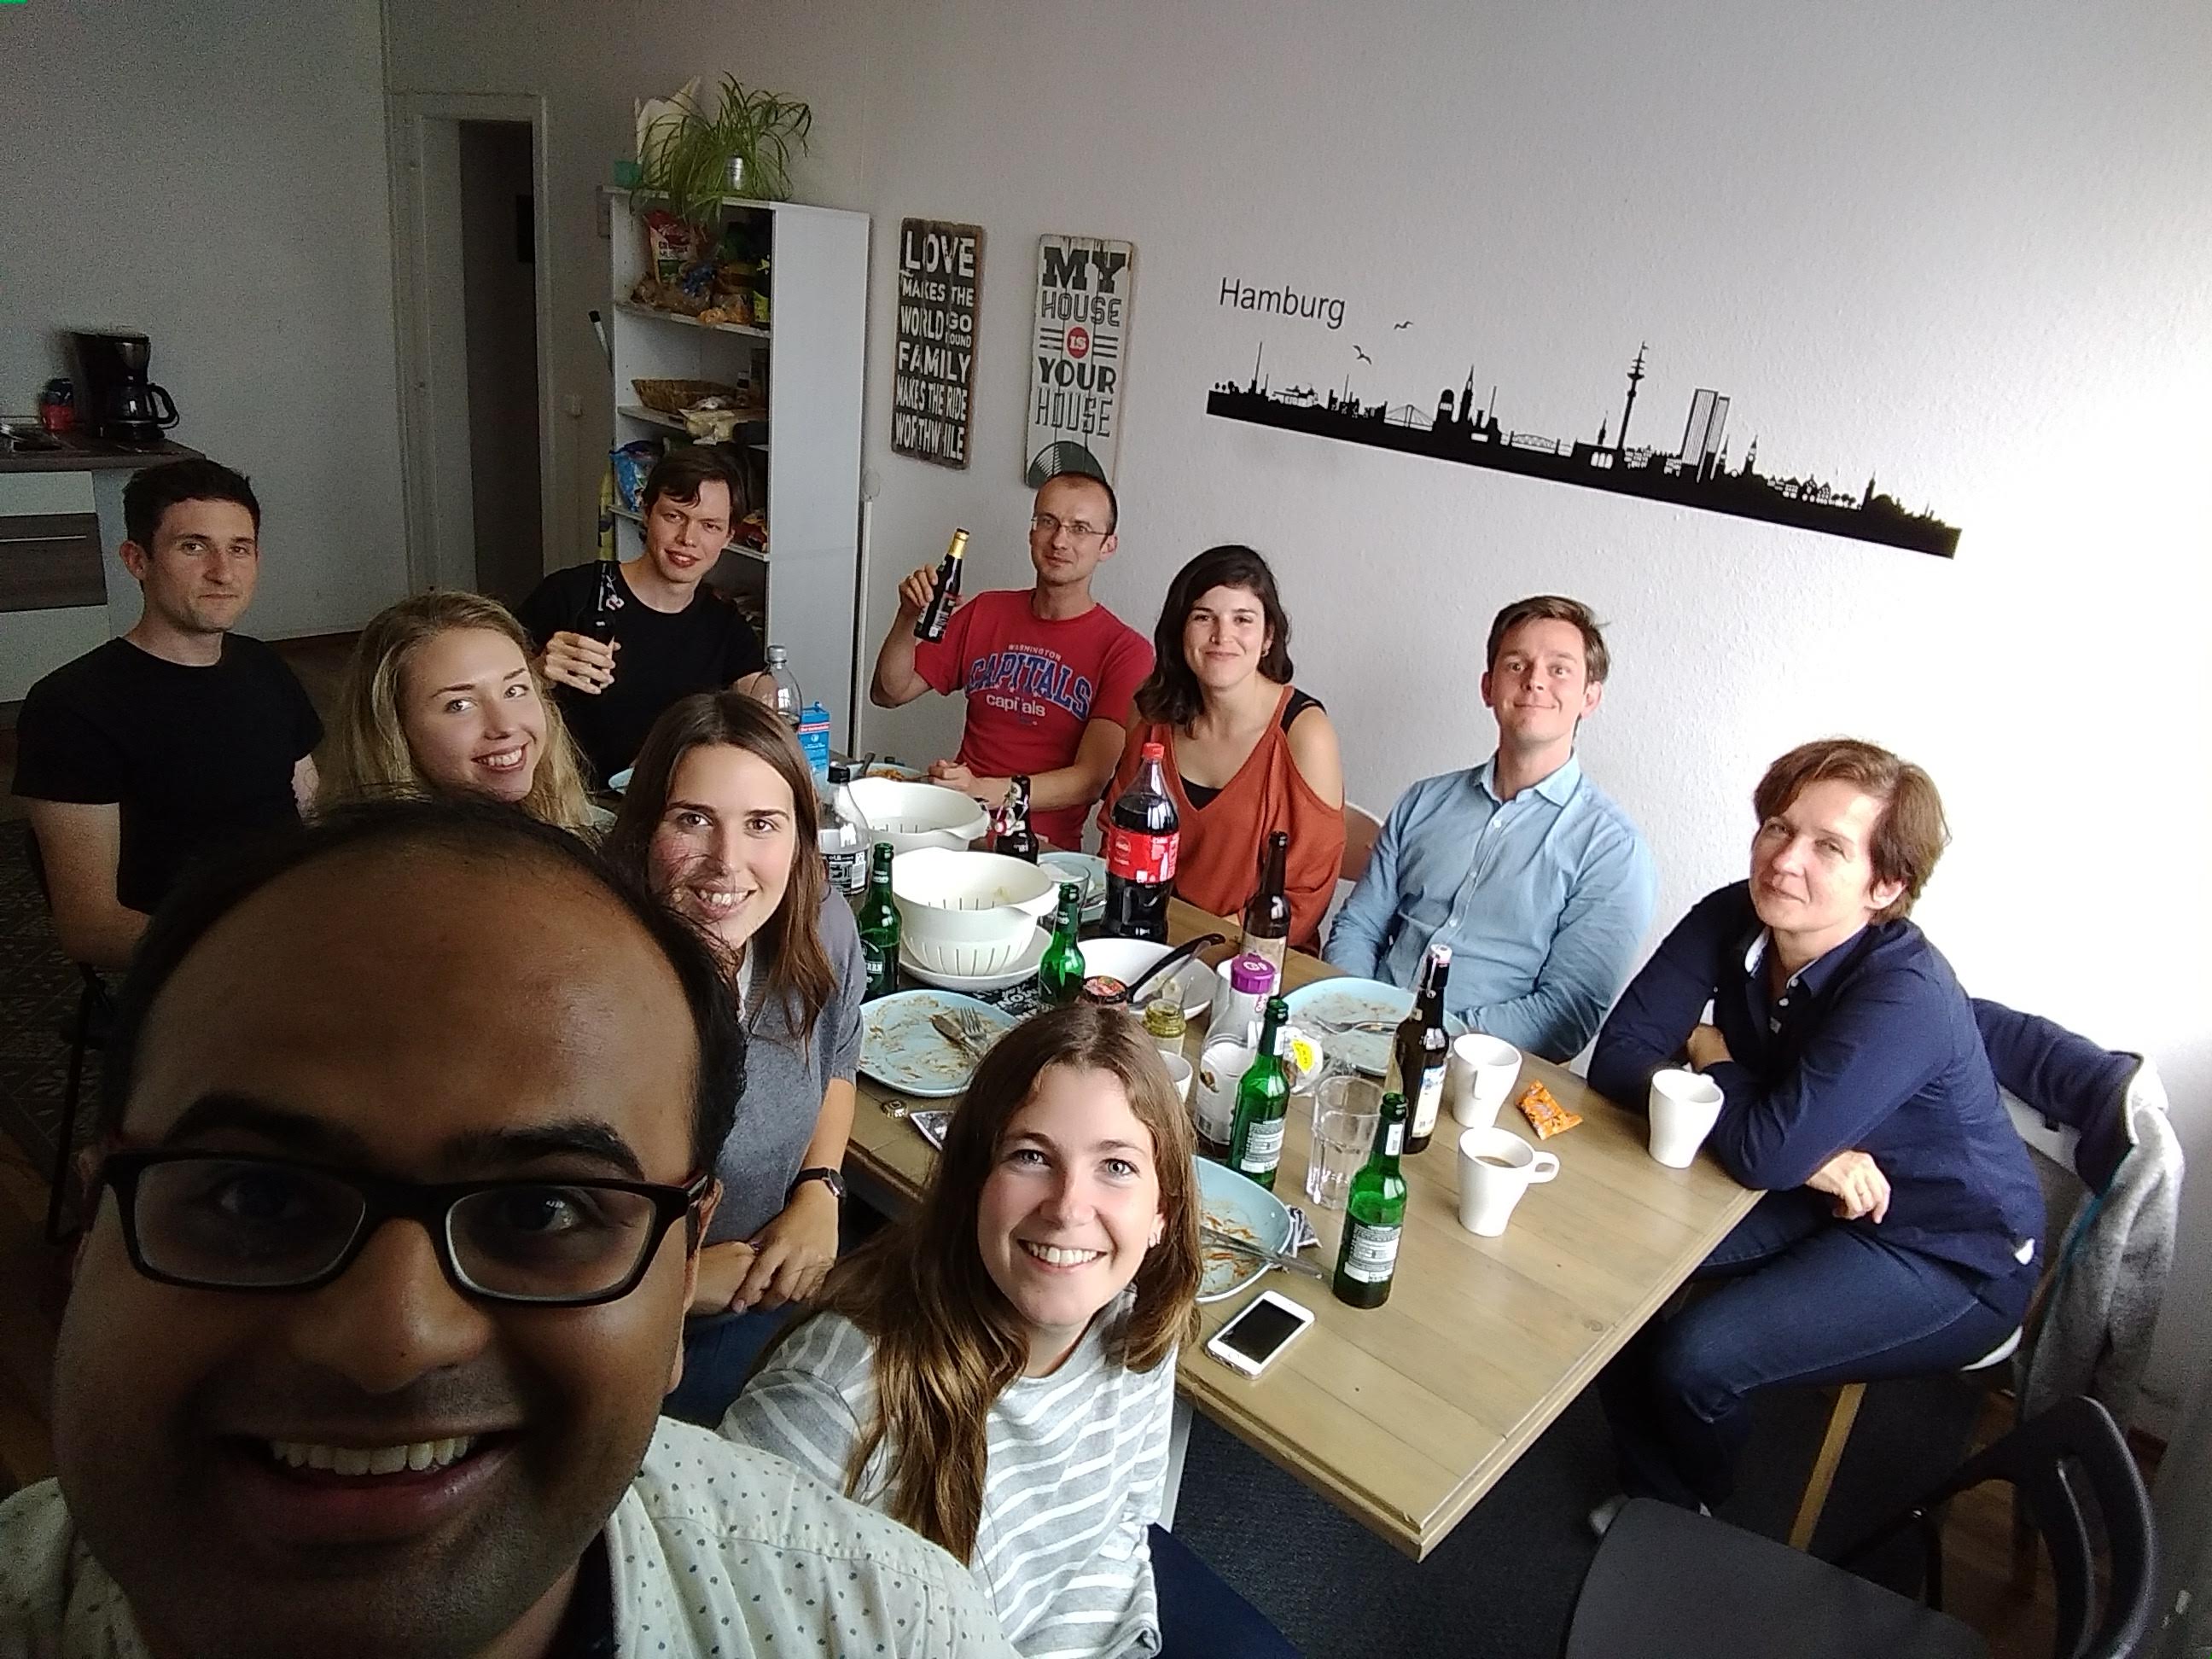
left=1599, top=1192, right=2029, bottom=1509
left=664, top=1306, right=798, bottom=1428
left=1149, top=1525, right=1299, bottom=1658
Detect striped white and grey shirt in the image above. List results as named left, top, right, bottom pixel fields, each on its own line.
left=724, top=1299, right=1173, bottom=1658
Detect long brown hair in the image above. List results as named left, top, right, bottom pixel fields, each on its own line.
left=602, top=692, right=835, bottom=1041
left=319, top=590, right=596, bottom=835
left=783, top=1004, right=1201, bottom=1562
left=1132, top=544, right=1296, bottom=727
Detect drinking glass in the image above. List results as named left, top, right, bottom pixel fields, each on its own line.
left=1305, top=1071, right=1381, bottom=1210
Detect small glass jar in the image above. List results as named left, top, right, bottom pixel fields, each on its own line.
left=1142, top=997, right=1188, bottom=1064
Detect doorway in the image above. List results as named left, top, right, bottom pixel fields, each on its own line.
left=387, top=93, right=557, bottom=602
left=456, top=120, right=541, bottom=605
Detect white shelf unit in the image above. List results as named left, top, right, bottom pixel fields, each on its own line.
left=606, top=189, right=868, bottom=741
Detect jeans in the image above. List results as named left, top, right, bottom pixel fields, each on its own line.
left=1598, top=1188, right=2035, bottom=1510
left=663, top=1306, right=798, bottom=1428
left=1149, top=1525, right=1298, bottom=1657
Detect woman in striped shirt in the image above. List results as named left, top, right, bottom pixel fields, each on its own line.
left=724, top=1004, right=1294, bottom=1657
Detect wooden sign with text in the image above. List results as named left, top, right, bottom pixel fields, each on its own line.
left=892, top=218, right=983, bottom=469
left=1027, top=234, right=1134, bottom=485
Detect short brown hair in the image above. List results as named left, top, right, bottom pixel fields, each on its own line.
left=1485, top=595, right=1611, bottom=684
left=1753, top=738, right=1949, bottom=922
left=641, top=446, right=735, bottom=514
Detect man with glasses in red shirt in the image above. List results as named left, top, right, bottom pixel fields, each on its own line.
left=870, top=473, right=1152, bottom=850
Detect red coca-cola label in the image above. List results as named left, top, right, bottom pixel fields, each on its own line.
left=1105, top=827, right=1179, bottom=884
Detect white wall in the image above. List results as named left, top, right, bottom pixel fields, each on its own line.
left=402, top=0, right=2212, bottom=1421
left=0, top=0, right=409, bottom=638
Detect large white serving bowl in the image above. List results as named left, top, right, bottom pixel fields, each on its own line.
left=892, top=848, right=1061, bottom=975
left=846, top=777, right=991, bottom=854
left=1075, top=938, right=1219, bottom=1018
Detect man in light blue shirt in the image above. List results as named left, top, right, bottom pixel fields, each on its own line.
left=1327, top=595, right=1656, bottom=1061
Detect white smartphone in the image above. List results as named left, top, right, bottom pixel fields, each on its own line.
left=1203, top=1289, right=1314, bottom=1378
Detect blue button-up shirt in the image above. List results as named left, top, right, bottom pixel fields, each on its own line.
left=1588, top=881, right=2043, bottom=1284
left=1324, top=755, right=1657, bottom=1061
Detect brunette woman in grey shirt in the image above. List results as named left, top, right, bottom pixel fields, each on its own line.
left=607, top=691, right=865, bottom=1423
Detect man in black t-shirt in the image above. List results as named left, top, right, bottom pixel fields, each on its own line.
left=14, top=459, right=322, bottom=969
left=516, top=449, right=765, bottom=784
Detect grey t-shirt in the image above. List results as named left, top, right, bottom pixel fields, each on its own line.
left=706, top=886, right=865, bottom=1244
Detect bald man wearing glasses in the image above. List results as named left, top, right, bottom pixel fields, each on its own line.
left=870, top=472, right=1153, bottom=851
left=0, top=800, right=1014, bottom=1659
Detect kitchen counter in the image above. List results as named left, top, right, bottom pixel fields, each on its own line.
left=0, top=429, right=203, bottom=474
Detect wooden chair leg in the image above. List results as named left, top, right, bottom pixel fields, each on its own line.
left=1790, top=1381, right=1866, bottom=1550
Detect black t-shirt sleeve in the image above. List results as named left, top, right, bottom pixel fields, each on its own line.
left=720, top=604, right=765, bottom=685
left=515, top=566, right=587, bottom=650
left=12, top=670, right=127, bottom=804
left=285, top=663, right=324, bottom=760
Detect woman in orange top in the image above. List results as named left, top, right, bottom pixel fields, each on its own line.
left=1100, top=544, right=1344, bottom=947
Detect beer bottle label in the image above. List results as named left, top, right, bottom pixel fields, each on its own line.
left=1411, top=1064, right=1446, bottom=1138
left=1342, top=1220, right=1401, bottom=1284
left=1384, top=1121, right=1405, bottom=1156
left=1105, top=826, right=1179, bottom=884
left=1237, top=1118, right=1284, bottom=1175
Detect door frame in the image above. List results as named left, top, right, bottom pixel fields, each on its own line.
left=384, top=90, right=557, bottom=594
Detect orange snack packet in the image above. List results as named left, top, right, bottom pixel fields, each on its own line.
left=1516, top=1080, right=1582, bottom=1140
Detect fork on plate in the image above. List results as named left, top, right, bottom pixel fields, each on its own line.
left=929, top=1009, right=1000, bottom=1060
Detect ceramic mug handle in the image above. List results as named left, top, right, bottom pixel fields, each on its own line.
left=1528, top=1151, right=1562, bottom=1185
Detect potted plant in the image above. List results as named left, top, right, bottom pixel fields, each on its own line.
left=637, top=76, right=812, bottom=230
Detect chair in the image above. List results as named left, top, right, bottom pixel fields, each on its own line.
left=1316, top=800, right=1384, bottom=945
left=1565, top=1396, right=2157, bottom=1659
left=24, top=830, right=114, bottom=1243
left=1785, top=1009, right=2163, bottom=1552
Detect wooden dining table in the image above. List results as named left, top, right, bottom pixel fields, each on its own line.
left=843, top=897, right=1758, bottom=1561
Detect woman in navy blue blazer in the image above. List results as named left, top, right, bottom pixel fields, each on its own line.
left=1587, top=738, right=2041, bottom=1517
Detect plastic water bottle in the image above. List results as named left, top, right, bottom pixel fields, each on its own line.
left=762, top=645, right=804, bottom=731
left=819, top=763, right=871, bottom=894
left=797, top=701, right=831, bottom=779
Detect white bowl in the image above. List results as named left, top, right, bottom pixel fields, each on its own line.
left=1077, top=939, right=1219, bottom=1018
left=892, top=848, right=1061, bottom=975
left=846, top=777, right=991, bottom=854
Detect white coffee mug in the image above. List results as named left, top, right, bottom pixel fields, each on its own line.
left=1447, top=1033, right=1522, bottom=1130
left=1161, top=1052, right=1195, bottom=1103
left=1647, top=1068, right=1725, bottom=1168
left=1456, top=1126, right=1560, bottom=1237
left=1194, top=1040, right=1254, bottom=1148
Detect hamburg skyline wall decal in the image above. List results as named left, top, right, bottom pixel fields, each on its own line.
left=1206, top=341, right=1959, bottom=558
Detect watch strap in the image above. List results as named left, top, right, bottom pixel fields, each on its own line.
left=788, top=1166, right=846, bottom=1202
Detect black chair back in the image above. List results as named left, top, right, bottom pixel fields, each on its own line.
left=1843, top=1396, right=2156, bottom=1659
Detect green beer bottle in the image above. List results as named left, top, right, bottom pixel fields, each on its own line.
left=857, top=842, right=900, bottom=1000
left=1228, top=997, right=1293, bottom=1190
left=1333, top=1091, right=1409, bottom=1308
left=1038, top=881, right=1086, bottom=1006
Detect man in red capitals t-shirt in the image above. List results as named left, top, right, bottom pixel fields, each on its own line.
left=870, top=473, right=1152, bottom=850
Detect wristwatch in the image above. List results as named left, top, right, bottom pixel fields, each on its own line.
left=787, top=1167, right=847, bottom=1203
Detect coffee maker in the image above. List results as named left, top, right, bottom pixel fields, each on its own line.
left=71, top=330, right=180, bottom=445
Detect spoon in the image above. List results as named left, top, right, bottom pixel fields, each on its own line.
left=1088, top=933, right=1227, bottom=1008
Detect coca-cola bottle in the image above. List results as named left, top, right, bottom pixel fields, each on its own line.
left=1103, top=742, right=1179, bottom=941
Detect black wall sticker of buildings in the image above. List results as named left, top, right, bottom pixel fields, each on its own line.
left=1206, top=341, right=1960, bottom=558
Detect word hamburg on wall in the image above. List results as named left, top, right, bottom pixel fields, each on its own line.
left=1025, top=234, right=1135, bottom=486
left=893, top=218, right=984, bottom=469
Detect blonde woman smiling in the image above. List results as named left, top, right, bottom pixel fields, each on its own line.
left=320, top=590, right=597, bottom=834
